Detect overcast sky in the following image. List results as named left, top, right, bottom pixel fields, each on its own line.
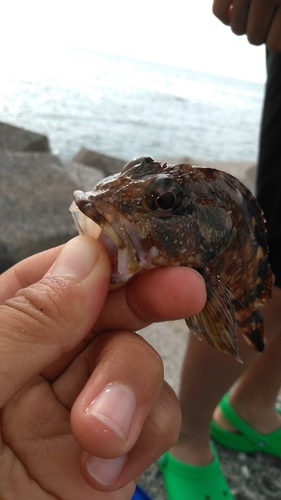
left=1, top=0, right=266, bottom=83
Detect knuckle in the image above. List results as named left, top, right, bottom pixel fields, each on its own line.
left=148, top=384, right=181, bottom=446
left=1, top=277, right=83, bottom=349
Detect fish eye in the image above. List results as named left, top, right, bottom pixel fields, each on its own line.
left=143, top=176, right=183, bottom=217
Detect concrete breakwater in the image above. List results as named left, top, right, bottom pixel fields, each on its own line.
left=0, top=120, right=255, bottom=272
left=0, top=122, right=126, bottom=272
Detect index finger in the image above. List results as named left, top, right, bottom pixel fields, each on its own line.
left=94, top=266, right=207, bottom=334
left=1, top=243, right=207, bottom=336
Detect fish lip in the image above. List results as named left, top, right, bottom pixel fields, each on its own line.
left=72, top=190, right=144, bottom=282
left=73, top=190, right=125, bottom=246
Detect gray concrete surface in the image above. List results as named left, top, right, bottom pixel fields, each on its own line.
left=73, top=147, right=127, bottom=176
left=0, top=151, right=103, bottom=270
left=0, top=121, right=50, bottom=152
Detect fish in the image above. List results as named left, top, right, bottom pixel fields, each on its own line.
left=70, top=156, right=274, bottom=361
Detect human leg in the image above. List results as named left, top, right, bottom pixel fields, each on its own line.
left=170, top=278, right=281, bottom=465
left=160, top=285, right=281, bottom=500
left=213, top=285, right=281, bottom=431
left=213, top=50, right=281, bottom=444
left=170, top=327, right=257, bottom=466
left=159, top=325, right=257, bottom=500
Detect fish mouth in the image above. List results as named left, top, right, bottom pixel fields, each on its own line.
left=70, top=190, right=155, bottom=283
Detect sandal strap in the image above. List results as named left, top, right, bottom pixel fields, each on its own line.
left=219, top=393, right=272, bottom=449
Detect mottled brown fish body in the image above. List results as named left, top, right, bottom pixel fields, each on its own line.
left=72, top=157, right=274, bottom=360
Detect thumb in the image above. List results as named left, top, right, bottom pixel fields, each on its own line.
left=0, top=236, right=111, bottom=408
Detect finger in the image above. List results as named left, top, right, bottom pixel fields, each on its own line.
left=70, top=331, right=164, bottom=456
left=230, top=0, right=251, bottom=35
left=0, top=245, right=63, bottom=304
left=246, top=0, right=277, bottom=45
left=44, top=265, right=206, bottom=382
left=67, top=331, right=180, bottom=489
left=0, top=236, right=111, bottom=408
left=213, top=0, right=233, bottom=24
left=80, top=381, right=180, bottom=491
left=2, top=376, right=136, bottom=499
left=95, top=266, right=207, bottom=334
left=267, top=7, right=281, bottom=51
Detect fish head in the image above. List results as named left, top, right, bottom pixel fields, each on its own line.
left=70, top=156, right=198, bottom=283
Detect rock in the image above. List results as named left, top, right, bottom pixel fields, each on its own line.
left=0, top=152, right=103, bottom=270
left=0, top=121, right=50, bottom=152
left=73, top=147, right=127, bottom=176
left=60, top=159, right=104, bottom=191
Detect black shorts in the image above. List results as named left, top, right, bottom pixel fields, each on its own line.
left=256, top=50, right=281, bottom=289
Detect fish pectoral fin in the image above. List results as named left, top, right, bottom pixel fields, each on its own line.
left=185, top=267, right=241, bottom=362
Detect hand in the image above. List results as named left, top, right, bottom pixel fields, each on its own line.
left=213, top=0, right=281, bottom=51
left=0, top=236, right=206, bottom=499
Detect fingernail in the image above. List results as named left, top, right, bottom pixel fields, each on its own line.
left=85, top=454, right=127, bottom=485
left=85, top=384, right=136, bottom=440
left=48, top=236, right=99, bottom=280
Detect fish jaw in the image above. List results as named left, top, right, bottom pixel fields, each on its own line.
left=70, top=190, right=160, bottom=283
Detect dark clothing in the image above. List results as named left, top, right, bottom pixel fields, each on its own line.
left=256, top=50, right=281, bottom=288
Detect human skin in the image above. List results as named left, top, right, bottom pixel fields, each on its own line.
left=0, top=235, right=206, bottom=499
left=170, top=285, right=281, bottom=465
left=213, top=0, right=281, bottom=51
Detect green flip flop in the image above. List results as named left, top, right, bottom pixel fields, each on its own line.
left=211, top=393, right=281, bottom=458
left=158, top=442, right=234, bottom=500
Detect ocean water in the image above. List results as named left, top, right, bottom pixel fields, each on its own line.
left=0, top=46, right=265, bottom=163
